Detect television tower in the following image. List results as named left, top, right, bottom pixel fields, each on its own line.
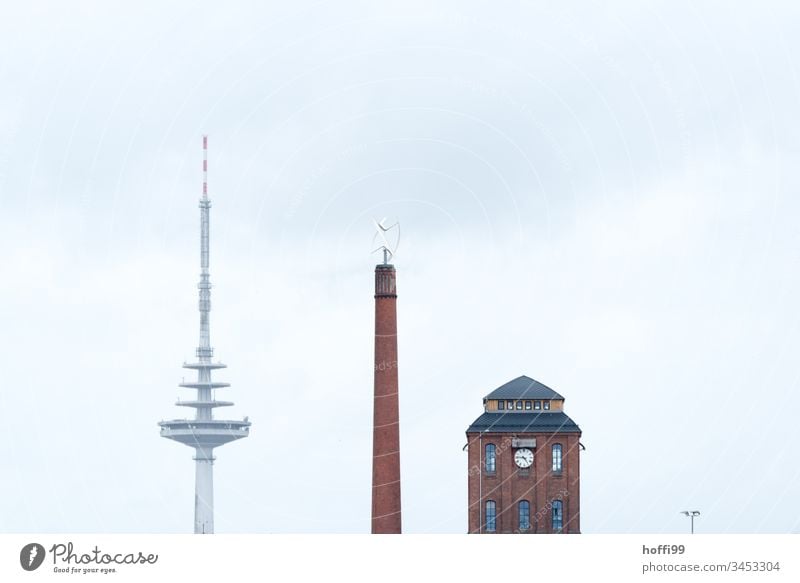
left=159, top=136, right=250, bottom=534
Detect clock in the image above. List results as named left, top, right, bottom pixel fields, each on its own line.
left=514, top=448, right=534, bottom=468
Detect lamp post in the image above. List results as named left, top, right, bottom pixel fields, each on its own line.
left=680, top=510, right=701, bottom=534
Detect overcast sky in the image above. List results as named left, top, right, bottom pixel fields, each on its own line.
left=1, top=0, right=799, bottom=534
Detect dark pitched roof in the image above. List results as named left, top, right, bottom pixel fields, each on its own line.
left=466, top=411, right=581, bottom=434
left=484, top=375, right=564, bottom=401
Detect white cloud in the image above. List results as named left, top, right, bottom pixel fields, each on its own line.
left=1, top=0, right=799, bottom=533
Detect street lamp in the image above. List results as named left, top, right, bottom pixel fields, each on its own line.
left=680, top=510, right=701, bottom=534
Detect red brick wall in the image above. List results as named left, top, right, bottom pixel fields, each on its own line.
left=466, top=431, right=580, bottom=533
left=372, top=265, right=401, bottom=534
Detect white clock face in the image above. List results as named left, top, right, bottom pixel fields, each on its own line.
left=514, top=448, right=534, bottom=468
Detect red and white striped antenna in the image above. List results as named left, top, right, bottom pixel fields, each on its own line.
left=202, top=135, right=208, bottom=199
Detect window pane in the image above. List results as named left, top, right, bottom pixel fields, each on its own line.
left=507, top=400, right=513, bottom=410
left=515, top=401, right=522, bottom=410
left=519, top=500, right=530, bottom=530
left=524, top=400, right=531, bottom=410
left=497, top=400, right=504, bottom=410
left=486, top=501, right=496, bottom=532
left=552, top=444, right=562, bottom=472
left=543, top=401, right=550, bottom=410
left=534, top=400, right=541, bottom=410
left=485, top=444, right=496, bottom=473
left=552, top=500, right=563, bottom=531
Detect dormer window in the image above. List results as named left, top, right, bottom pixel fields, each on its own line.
left=534, top=401, right=541, bottom=410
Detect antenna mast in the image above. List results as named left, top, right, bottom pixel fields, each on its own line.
left=198, top=135, right=211, bottom=361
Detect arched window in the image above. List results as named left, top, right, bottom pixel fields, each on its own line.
left=486, top=500, right=497, bottom=532
left=552, top=443, right=563, bottom=473
left=485, top=444, right=496, bottom=474
left=552, top=500, right=563, bottom=531
left=518, top=500, right=530, bottom=530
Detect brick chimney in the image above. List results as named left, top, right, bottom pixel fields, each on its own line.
left=371, top=263, right=401, bottom=533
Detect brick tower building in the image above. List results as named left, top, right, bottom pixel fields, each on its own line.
left=371, top=262, right=401, bottom=533
left=466, top=376, right=582, bottom=534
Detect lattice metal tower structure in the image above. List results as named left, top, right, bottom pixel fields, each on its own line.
left=159, top=136, right=250, bottom=534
